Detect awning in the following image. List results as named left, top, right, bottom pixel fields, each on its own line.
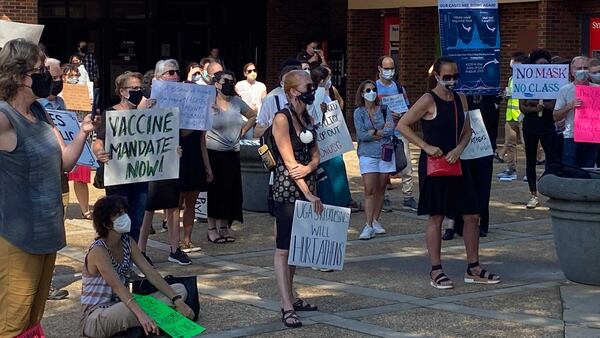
left=348, top=0, right=539, bottom=9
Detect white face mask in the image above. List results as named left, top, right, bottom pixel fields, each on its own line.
left=325, top=78, right=332, bottom=89
left=363, top=91, right=377, bottom=102
left=304, top=69, right=311, bottom=75
left=381, top=69, right=395, bottom=80
left=436, top=76, right=456, bottom=91
left=66, top=76, right=79, bottom=84
left=112, top=214, right=131, bottom=234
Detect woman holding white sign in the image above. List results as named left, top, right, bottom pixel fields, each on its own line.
left=397, top=57, right=500, bottom=289
left=271, top=70, right=323, bottom=328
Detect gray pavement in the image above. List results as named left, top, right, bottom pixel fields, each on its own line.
left=43, top=147, right=600, bottom=337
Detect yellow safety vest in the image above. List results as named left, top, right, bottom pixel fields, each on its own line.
left=506, top=77, right=521, bottom=121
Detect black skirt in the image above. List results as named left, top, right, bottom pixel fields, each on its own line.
left=207, top=149, right=243, bottom=223
left=146, top=179, right=180, bottom=211
left=179, top=131, right=208, bottom=192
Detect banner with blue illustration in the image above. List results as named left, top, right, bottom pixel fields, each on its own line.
left=438, top=0, right=501, bottom=96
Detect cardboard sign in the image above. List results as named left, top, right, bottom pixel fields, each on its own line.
left=460, top=109, right=494, bottom=160
left=47, top=110, right=97, bottom=168
left=133, top=294, right=205, bottom=338
left=316, top=100, right=354, bottom=163
left=194, top=191, right=207, bottom=220
left=151, top=80, right=216, bottom=131
left=574, top=85, right=600, bottom=143
left=288, top=200, right=350, bottom=271
left=0, top=20, right=44, bottom=48
left=61, top=83, right=92, bottom=112
left=104, top=108, right=180, bottom=186
left=511, top=64, right=570, bottom=100
left=381, top=94, right=408, bottom=114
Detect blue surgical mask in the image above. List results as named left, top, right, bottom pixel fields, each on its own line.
left=575, top=69, right=589, bottom=82
left=590, top=72, right=600, bottom=84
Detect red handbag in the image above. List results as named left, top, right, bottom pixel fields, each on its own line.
left=426, top=96, right=463, bottom=177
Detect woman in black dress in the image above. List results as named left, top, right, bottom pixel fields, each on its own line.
left=397, top=57, right=500, bottom=289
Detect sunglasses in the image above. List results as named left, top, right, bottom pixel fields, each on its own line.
left=192, top=72, right=202, bottom=77
left=363, top=88, right=377, bottom=93
left=246, top=69, right=256, bottom=74
left=162, top=70, right=178, bottom=76
left=441, top=73, right=460, bottom=81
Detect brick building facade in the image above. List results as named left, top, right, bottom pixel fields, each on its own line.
left=0, top=0, right=38, bottom=24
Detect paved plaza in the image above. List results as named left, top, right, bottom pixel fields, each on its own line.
left=44, top=148, right=600, bottom=337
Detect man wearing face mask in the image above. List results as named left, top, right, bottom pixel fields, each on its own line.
left=554, top=56, right=597, bottom=167
left=297, top=40, right=327, bottom=69
left=76, top=41, right=100, bottom=88
left=375, top=56, right=418, bottom=212
left=196, top=58, right=212, bottom=86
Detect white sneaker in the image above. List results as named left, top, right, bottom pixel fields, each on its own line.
left=526, top=195, right=539, bottom=209
left=359, top=224, right=375, bottom=240
left=372, top=220, right=386, bottom=234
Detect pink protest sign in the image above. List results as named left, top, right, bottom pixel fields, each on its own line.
left=574, top=85, right=600, bottom=143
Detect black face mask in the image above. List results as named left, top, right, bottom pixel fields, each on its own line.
left=220, top=81, right=236, bottom=96
left=79, top=46, right=88, bottom=53
left=298, top=89, right=316, bottom=105
left=50, top=80, right=63, bottom=96
left=127, top=90, right=144, bottom=106
left=29, top=70, right=53, bottom=98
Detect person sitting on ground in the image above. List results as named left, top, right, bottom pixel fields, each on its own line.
left=81, top=195, right=194, bottom=337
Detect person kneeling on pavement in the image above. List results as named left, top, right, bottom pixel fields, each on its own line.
left=80, top=195, right=194, bottom=337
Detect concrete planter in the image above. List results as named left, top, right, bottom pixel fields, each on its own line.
left=538, top=174, right=600, bottom=286
left=239, top=141, right=270, bottom=212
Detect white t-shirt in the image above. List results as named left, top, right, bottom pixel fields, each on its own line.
left=235, top=80, right=266, bottom=111
left=257, top=86, right=287, bottom=128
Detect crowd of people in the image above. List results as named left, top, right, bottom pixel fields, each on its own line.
left=1, top=34, right=600, bottom=336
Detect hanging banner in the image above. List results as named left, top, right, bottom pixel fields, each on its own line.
left=47, top=109, right=98, bottom=168
left=438, top=0, right=501, bottom=96
left=288, top=200, right=350, bottom=271
left=460, top=109, right=494, bottom=160
left=316, top=100, right=354, bottom=163
left=151, top=80, right=215, bottom=131
left=103, top=108, right=180, bottom=186
left=574, top=85, right=600, bottom=143
left=511, top=64, right=569, bottom=100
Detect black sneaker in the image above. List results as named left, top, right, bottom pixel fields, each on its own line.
left=141, top=251, right=154, bottom=266
left=168, top=248, right=192, bottom=266
left=47, top=286, right=68, bottom=300
left=442, top=228, right=454, bottom=241
left=403, top=197, right=418, bottom=212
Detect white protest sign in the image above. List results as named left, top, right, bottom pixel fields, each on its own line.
left=511, top=64, right=569, bottom=100
left=316, top=100, right=354, bottom=163
left=288, top=200, right=350, bottom=271
left=0, top=20, right=44, bottom=48
left=47, top=110, right=97, bottom=168
left=381, top=94, right=408, bottom=113
left=460, top=109, right=494, bottom=160
left=194, top=191, right=207, bottom=220
left=151, top=80, right=216, bottom=131
left=103, top=108, right=180, bottom=186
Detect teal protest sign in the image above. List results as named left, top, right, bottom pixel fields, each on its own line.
left=133, top=294, right=205, bottom=338
left=47, top=109, right=97, bottom=168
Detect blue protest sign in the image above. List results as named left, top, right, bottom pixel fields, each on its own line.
left=438, top=0, right=501, bottom=96
left=47, top=110, right=98, bottom=168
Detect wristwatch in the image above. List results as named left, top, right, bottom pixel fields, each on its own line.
left=171, top=294, right=183, bottom=305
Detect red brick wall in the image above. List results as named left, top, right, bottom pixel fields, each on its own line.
left=0, top=0, right=37, bottom=24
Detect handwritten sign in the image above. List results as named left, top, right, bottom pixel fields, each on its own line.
left=151, top=80, right=216, bottom=131
left=194, top=191, right=207, bottom=220
left=0, top=20, right=44, bottom=48
left=574, top=85, right=600, bottom=143
left=104, top=108, right=180, bottom=186
left=511, top=64, right=569, bottom=100
left=288, top=200, right=350, bottom=270
left=381, top=94, right=408, bottom=114
left=460, top=109, right=494, bottom=160
left=133, top=294, right=205, bottom=338
left=47, top=109, right=97, bottom=168
left=61, top=83, right=92, bottom=111
left=316, top=100, right=354, bottom=163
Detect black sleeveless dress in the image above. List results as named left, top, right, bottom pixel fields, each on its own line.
left=417, top=91, right=479, bottom=217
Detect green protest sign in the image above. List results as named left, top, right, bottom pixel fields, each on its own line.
left=133, top=294, right=205, bottom=338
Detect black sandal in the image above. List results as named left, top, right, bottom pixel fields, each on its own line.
left=207, top=228, right=226, bottom=244
left=281, top=309, right=302, bottom=328
left=464, top=261, right=501, bottom=284
left=220, top=226, right=236, bottom=243
left=293, top=298, right=318, bottom=311
left=430, top=265, right=454, bottom=289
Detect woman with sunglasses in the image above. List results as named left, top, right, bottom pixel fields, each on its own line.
left=272, top=70, right=322, bottom=328
left=353, top=80, right=395, bottom=240
left=206, top=70, right=256, bottom=243
left=235, top=63, right=267, bottom=113
left=397, top=57, right=500, bottom=289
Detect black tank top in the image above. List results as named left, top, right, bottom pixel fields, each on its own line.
left=421, top=91, right=465, bottom=155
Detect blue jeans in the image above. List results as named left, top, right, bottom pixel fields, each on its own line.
left=576, top=142, right=600, bottom=168
left=105, top=182, right=148, bottom=242
left=563, top=138, right=577, bottom=167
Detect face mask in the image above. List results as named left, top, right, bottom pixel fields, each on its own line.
left=325, top=78, right=332, bottom=89
left=66, top=76, right=79, bottom=84
left=298, top=89, right=315, bottom=105
left=192, top=74, right=202, bottom=82
left=575, top=69, right=589, bottom=82
left=220, top=81, right=236, bottom=96
left=381, top=69, right=395, bottom=80
left=248, top=72, right=258, bottom=81
left=50, top=80, right=63, bottom=96
left=79, top=46, right=88, bottom=53
left=112, top=214, right=131, bottom=234
left=363, top=91, right=377, bottom=102
left=201, top=70, right=210, bottom=82
left=304, top=69, right=311, bottom=75
left=590, top=72, right=600, bottom=84
left=29, top=70, right=53, bottom=98
left=436, top=76, right=456, bottom=90
left=299, top=129, right=314, bottom=144
left=280, top=81, right=285, bottom=88
left=126, top=90, right=144, bottom=106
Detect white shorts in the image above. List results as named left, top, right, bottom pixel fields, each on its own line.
left=359, top=155, right=396, bottom=175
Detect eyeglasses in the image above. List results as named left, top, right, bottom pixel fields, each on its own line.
left=123, top=86, right=143, bottom=91
left=246, top=69, right=256, bottom=74
left=363, top=88, right=377, bottom=93
left=441, top=73, right=460, bottom=81
left=162, top=70, right=178, bottom=76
